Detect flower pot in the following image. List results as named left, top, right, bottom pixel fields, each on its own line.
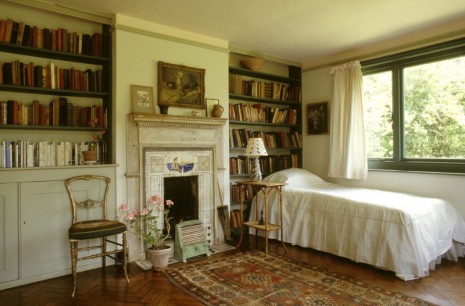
left=82, top=150, right=97, bottom=164
left=147, top=245, right=171, bottom=271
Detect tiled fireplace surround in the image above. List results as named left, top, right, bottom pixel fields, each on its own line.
left=126, top=114, right=227, bottom=261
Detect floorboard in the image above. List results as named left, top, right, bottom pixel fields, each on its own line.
left=0, top=235, right=464, bottom=305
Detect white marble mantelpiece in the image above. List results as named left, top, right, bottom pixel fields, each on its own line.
left=125, top=114, right=227, bottom=261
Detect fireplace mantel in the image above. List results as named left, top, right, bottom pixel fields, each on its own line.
left=129, top=114, right=227, bottom=129
left=125, top=113, right=227, bottom=262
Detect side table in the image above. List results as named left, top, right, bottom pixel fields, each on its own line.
left=235, top=180, right=287, bottom=256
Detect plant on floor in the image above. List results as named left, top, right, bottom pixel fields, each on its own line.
left=119, top=195, right=174, bottom=250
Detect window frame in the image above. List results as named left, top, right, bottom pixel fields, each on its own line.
left=361, top=38, right=465, bottom=174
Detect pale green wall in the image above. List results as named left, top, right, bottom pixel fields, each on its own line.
left=113, top=26, right=230, bottom=206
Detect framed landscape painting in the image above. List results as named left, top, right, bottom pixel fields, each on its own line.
left=157, top=61, right=205, bottom=109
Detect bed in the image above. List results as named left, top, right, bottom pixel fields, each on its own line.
left=248, top=168, right=465, bottom=280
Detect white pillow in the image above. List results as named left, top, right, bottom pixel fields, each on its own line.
left=263, top=168, right=325, bottom=187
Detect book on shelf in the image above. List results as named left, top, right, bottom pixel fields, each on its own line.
left=3, top=19, right=13, bottom=43
left=229, top=102, right=297, bottom=125
left=229, top=154, right=300, bottom=176
left=0, top=17, right=104, bottom=56
left=0, top=99, right=107, bottom=128
left=0, top=140, right=107, bottom=168
left=230, top=209, right=243, bottom=228
left=0, top=60, right=106, bottom=93
left=229, top=128, right=302, bottom=149
left=0, top=19, right=6, bottom=42
left=229, top=73, right=301, bottom=102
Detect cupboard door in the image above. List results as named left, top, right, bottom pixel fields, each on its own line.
left=20, top=180, right=106, bottom=279
left=0, top=183, right=19, bottom=283
left=20, top=181, right=71, bottom=278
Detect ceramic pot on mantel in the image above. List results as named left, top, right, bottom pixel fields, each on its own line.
left=147, top=246, right=171, bottom=271
left=211, top=102, right=224, bottom=118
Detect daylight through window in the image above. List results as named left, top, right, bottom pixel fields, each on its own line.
left=362, top=38, right=465, bottom=173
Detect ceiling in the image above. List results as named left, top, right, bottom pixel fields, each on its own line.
left=47, top=0, right=465, bottom=68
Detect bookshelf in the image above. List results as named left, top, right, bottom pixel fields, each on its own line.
left=228, top=58, right=303, bottom=233
left=0, top=18, right=112, bottom=167
left=0, top=4, right=117, bottom=290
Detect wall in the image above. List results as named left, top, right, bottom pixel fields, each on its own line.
left=112, top=15, right=230, bottom=208
left=302, top=67, right=465, bottom=218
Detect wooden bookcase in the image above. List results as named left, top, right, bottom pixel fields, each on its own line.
left=228, top=59, right=303, bottom=232
left=0, top=20, right=112, bottom=167
left=0, top=6, right=117, bottom=290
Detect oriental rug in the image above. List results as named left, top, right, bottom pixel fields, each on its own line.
left=163, top=251, right=435, bottom=306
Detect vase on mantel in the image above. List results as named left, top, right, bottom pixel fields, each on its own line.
left=147, top=245, right=171, bottom=271
left=211, top=103, right=224, bottom=118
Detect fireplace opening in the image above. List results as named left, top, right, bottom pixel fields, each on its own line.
left=164, top=176, right=199, bottom=230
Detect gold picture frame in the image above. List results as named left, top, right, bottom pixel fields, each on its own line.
left=131, top=85, right=156, bottom=114
left=158, top=61, right=205, bottom=109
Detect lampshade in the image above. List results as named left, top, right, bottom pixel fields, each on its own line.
left=244, top=138, right=268, bottom=157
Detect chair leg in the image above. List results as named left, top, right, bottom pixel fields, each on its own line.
left=70, top=240, right=78, bottom=297
left=102, top=237, right=107, bottom=268
left=123, top=232, right=130, bottom=283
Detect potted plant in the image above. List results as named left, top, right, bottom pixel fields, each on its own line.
left=82, top=130, right=106, bottom=164
left=119, top=195, right=174, bottom=270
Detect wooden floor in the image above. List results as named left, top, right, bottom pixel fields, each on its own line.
left=1, top=235, right=464, bottom=306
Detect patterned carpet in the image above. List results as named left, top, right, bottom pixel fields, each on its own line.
left=164, top=251, right=436, bottom=306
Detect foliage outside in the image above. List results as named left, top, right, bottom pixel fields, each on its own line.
left=363, top=56, right=465, bottom=159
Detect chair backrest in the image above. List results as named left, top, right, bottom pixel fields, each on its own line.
left=64, top=175, right=111, bottom=224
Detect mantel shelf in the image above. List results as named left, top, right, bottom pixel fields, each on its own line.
left=129, top=113, right=227, bottom=129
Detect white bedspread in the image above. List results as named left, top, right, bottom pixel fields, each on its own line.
left=249, top=169, right=465, bottom=280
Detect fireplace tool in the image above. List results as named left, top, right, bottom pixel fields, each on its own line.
left=217, top=179, right=232, bottom=241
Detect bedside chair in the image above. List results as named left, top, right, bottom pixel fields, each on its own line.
left=64, top=175, right=129, bottom=297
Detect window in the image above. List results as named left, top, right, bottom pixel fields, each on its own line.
left=362, top=38, right=465, bottom=173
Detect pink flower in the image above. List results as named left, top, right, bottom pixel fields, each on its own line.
left=124, top=209, right=137, bottom=221
left=118, top=204, right=128, bottom=211
left=166, top=199, right=174, bottom=207
left=148, top=195, right=162, bottom=204
left=140, top=208, right=150, bottom=216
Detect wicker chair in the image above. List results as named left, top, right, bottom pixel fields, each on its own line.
left=64, top=175, right=129, bottom=297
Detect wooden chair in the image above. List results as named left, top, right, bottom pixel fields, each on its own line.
left=64, top=175, right=129, bottom=297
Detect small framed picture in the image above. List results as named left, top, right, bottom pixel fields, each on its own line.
left=206, top=98, right=219, bottom=117
left=131, top=85, right=155, bottom=114
left=307, top=101, right=329, bottom=134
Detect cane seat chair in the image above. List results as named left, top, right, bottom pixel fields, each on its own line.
left=64, top=175, right=129, bottom=297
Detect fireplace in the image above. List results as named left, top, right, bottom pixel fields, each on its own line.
left=126, top=114, right=227, bottom=261
left=164, top=176, right=199, bottom=224
left=143, top=147, right=214, bottom=242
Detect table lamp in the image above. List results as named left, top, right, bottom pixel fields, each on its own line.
left=244, top=138, right=268, bottom=181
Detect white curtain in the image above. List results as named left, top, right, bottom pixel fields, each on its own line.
left=328, top=60, right=367, bottom=179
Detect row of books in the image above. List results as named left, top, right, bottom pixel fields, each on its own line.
left=0, top=99, right=107, bottom=128
left=230, top=210, right=243, bottom=228
left=0, top=18, right=105, bottom=57
left=230, top=184, right=254, bottom=204
left=0, top=60, right=106, bottom=93
left=0, top=140, right=107, bottom=168
left=229, top=74, right=301, bottom=102
left=229, top=154, right=300, bottom=176
left=229, top=103, right=298, bottom=125
left=230, top=128, right=302, bottom=149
